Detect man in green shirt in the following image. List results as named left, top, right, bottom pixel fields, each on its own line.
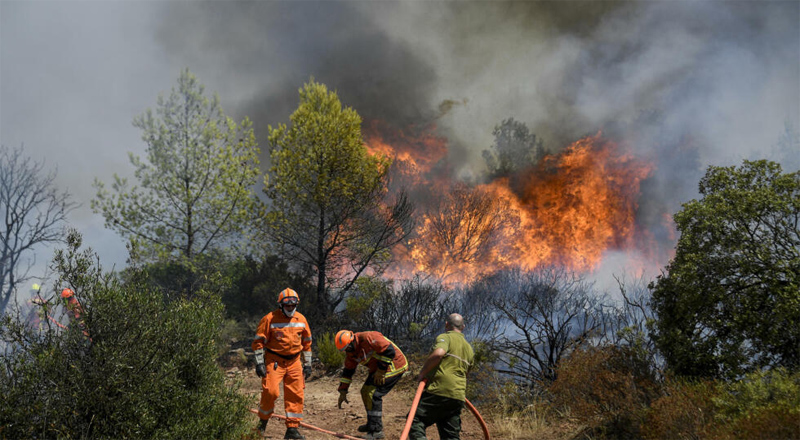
left=409, top=313, right=475, bottom=440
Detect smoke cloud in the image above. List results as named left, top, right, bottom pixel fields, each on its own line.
left=2, top=1, right=797, bottom=294
left=158, top=0, right=798, bottom=175
left=155, top=1, right=798, bottom=289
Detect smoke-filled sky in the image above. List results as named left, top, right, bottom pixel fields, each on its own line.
left=2, top=0, right=798, bottom=294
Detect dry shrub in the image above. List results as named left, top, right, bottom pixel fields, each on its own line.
left=549, top=345, right=660, bottom=439
left=466, top=363, right=565, bottom=440
left=640, top=378, right=718, bottom=440
left=479, top=379, right=564, bottom=440
left=489, top=401, right=553, bottom=440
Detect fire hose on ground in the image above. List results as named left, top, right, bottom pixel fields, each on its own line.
left=249, top=408, right=362, bottom=440
left=249, top=379, right=490, bottom=440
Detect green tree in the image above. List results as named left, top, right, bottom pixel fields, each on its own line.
left=482, top=118, right=546, bottom=180
left=0, top=230, right=251, bottom=439
left=220, top=255, right=314, bottom=321
left=263, top=79, right=414, bottom=319
left=651, top=160, right=800, bottom=379
left=92, top=69, right=260, bottom=284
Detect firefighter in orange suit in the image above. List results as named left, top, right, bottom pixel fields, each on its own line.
left=335, top=330, right=408, bottom=440
left=61, top=288, right=90, bottom=341
left=252, top=288, right=312, bottom=440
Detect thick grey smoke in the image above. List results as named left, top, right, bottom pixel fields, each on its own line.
left=157, top=2, right=440, bottom=138
left=156, top=1, right=798, bottom=289
left=158, top=1, right=797, bottom=174
left=2, top=1, right=797, bottom=295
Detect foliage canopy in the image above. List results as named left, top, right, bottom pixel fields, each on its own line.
left=482, top=118, right=546, bottom=179
left=263, top=79, right=413, bottom=319
left=0, top=231, right=250, bottom=438
left=651, top=159, right=800, bottom=379
left=92, top=69, right=260, bottom=268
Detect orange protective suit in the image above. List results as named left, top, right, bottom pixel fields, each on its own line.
left=337, top=331, right=408, bottom=433
left=252, top=308, right=312, bottom=428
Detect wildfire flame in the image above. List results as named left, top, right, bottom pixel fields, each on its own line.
left=515, top=133, right=653, bottom=272
left=363, top=119, right=448, bottom=177
left=365, top=122, right=655, bottom=285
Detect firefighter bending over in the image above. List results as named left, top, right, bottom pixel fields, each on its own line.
left=335, top=330, right=408, bottom=440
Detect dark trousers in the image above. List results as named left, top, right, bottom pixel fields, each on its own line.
left=360, top=371, right=404, bottom=431
left=408, top=391, right=465, bottom=440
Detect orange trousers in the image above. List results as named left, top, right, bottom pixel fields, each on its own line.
left=258, top=354, right=305, bottom=428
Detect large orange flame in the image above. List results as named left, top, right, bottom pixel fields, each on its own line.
left=515, top=133, right=653, bottom=272
left=366, top=123, right=656, bottom=285
left=363, top=119, right=448, bottom=176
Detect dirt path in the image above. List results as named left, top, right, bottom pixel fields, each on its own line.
left=234, top=366, right=490, bottom=440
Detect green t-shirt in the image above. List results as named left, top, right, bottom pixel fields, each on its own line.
left=424, top=331, right=474, bottom=401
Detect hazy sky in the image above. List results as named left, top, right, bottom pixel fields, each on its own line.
left=2, top=1, right=798, bottom=295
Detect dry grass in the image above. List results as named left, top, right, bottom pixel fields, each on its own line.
left=489, top=403, right=575, bottom=439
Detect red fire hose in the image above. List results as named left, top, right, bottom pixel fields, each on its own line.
left=465, top=398, right=491, bottom=439
left=399, top=379, right=491, bottom=440
left=399, top=379, right=428, bottom=440
left=249, top=408, right=362, bottom=440
left=249, top=380, right=491, bottom=440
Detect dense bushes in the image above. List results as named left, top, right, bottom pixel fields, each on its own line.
left=220, top=255, right=314, bottom=323
left=0, top=232, right=251, bottom=439
left=549, top=345, right=661, bottom=439
left=548, top=347, right=800, bottom=440
left=641, top=369, right=800, bottom=440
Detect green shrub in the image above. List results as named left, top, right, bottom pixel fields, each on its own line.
left=641, top=369, right=800, bottom=440
left=0, top=231, right=252, bottom=439
left=724, top=405, right=800, bottom=440
left=713, top=368, right=800, bottom=439
left=219, top=255, right=314, bottom=322
left=317, top=331, right=346, bottom=371
left=715, top=368, right=800, bottom=419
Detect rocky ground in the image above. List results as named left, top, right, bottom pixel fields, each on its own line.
left=227, top=364, right=490, bottom=440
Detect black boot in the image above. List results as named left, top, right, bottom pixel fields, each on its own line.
left=284, top=427, right=305, bottom=439
left=256, top=419, right=268, bottom=436
left=366, top=431, right=385, bottom=440
left=357, top=424, right=370, bottom=433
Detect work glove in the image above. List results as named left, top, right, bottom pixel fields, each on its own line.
left=255, top=349, right=266, bottom=378
left=373, top=369, right=386, bottom=386
left=302, top=351, right=312, bottom=380
left=337, top=390, right=349, bottom=409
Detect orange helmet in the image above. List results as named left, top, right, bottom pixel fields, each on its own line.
left=61, top=288, right=75, bottom=299
left=277, top=288, right=299, bottom=305
left=335, top=330, right=355, bottom=351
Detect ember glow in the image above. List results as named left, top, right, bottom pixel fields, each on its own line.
left=366, top=123, right=655, bottom=285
